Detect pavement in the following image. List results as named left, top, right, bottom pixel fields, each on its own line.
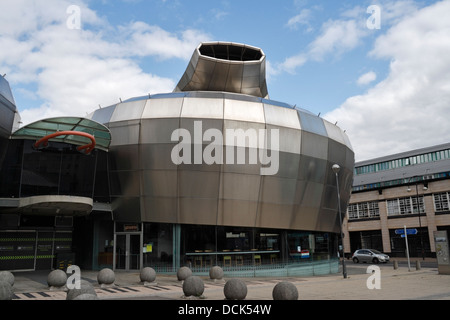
left=6, top=258, right=450, bottom=301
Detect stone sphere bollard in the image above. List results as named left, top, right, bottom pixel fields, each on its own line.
left=0, top=281, right=13, bottom=300
left=182, top=276, right=204, bottom=297
left=97, top=268, right=115, bottom=285
left=272, top=281, right=299, bottom=300
left=177, top=266, right=192, bottom=281
left=209, top=266, right=224, bottom=280
left=0, top=271, right=14, bottom=287
left=47, top=269, right=68, bottom=288
left=224, top=278, right=247, bottom=300
left=140, top=267, right=157, bottom=283
left=66, top=280, right=97, bottom=300
left=72, top=293, right=99, bottom=300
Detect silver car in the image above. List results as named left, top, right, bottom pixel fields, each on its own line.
left=352, top=249, right=390, bottom=264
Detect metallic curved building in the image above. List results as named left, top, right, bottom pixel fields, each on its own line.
left=1, top=42, right=354, bottom=274
left=88, top=42, right=354, bottom=233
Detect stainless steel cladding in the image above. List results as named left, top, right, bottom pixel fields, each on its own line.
left=174, top=42, right=269, bottom=98
left=0, top=75, right=20, bottom=168
left=88, top=42, right=354, bottom=233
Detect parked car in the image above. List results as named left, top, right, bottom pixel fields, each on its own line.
left=352, top=249, right=390, bottom=264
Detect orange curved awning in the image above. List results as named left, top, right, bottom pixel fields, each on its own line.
left=34, top=130, right=96, bottom=155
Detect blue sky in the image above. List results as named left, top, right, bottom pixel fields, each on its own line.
left=1, top=0, right=449, bottom=161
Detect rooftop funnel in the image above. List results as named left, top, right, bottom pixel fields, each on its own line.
left=174, top=42, right=269, bottom=98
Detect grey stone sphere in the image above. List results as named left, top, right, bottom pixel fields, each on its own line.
left=140, top=267, right=156, bottom=283
left=97, top=268, right=115, bottom=285
left=272, top=281, right=299, bottom=300
left=209, top=266, right=224, bottom=280
left=177, top=266, right=192, bottom=281
left=0, top=271, right=14, bottom=287
left=66, top=280, right=97, bottom=300
left=0, top=281, right=13, bottom=300
left=182, top=276, right=204, bottom=297
left=47, top=269, right=68, bottom=288
left=224, top=278, right=247, bottom=300
left=72, top=293, right=99, bottom=300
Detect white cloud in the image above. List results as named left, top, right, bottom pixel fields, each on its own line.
left=357, top=71, right=377, bottom=86
left=324, top=1, right=450, bottom=161
left=308, top=19, right=366, bottom=61
left=286, top=9, right=312, bottom=31
left=276, top=13, right=368, bottom=74
left=0, top=1, right=210, bottom=125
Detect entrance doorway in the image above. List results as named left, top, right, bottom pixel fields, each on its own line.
left=113, top=223, right=142, bottom=271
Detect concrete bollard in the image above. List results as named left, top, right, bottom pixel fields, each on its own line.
left=47, top=269, right=68, bottom=289
left=177, top=266, right=192, bottom=282
left=140, top=267, right=157, bottom=285
left=224, top=278, right=247, bottom=300
left=416, top=260, right=421, bottom=270
left=66, top=280, right=97, bottom=300
left=272, top=281, right=299, bottom=300
left=182, top=276, right=205, bottom=298
left=393, top=260, right=398, bottom=270
left=209, top=266, right=224, bottom=281
left=0, top=271, right=14, bottom=287
left=0, top=281, right=13, bottom=300
left=97, top=268, right=115, bottom=286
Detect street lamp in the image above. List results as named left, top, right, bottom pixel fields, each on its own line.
left=332, top=164, right=347, bottom=279
left=407, top=177, right=426, bottom=261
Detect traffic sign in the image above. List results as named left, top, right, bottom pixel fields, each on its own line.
left=395, top=228, right=418, bottom=235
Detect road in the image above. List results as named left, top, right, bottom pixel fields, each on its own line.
left=341, top=258, right=437, bottom=276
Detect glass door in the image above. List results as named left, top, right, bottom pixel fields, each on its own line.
left=114, top=233, right=141, bottom=271
left=115, top=234, right=127, bottom=270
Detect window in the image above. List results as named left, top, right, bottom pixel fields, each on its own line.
left=434, top=192, right=450, bottom=212
left=347, top=201, right=379, bottom=220
left=387, top=196, right=424, bottom=216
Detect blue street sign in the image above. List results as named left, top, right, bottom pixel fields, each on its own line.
left=395, top=228, right=418, bottom=235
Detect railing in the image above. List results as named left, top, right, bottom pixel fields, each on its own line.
left=143, top=259, right=339, bottom=278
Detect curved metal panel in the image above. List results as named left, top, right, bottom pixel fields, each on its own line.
left=109, top=100, right=146, bottom=122
left=224, top=99, right=265, bottom=123
left=141, top=118, right=180, bottom=144
left=142, top=170, right=177, bottom=197
left=301, top=131, right=329, bottom=160
left=141, top=196, right=178, bottom=223
left=178, top=170, right=220, bottom=198
left=87, top=104, right=116, bottom=125
left=180, top=97, right=224, bottom=119
left=323, top=120, right=347, bottom=145
left=141, top=97, right=183, bottom=119
left=259, top=176, right=297, bottom=204
left=139, top=143, right=179, bottom=170
left=217, top=199, right=258, bottom=227
left=108, top=121, right=140, bottom=146
left=298, top=111, right=327, bottom=136
left=179, top=198, right=218, bottom=225
left=219, top=172, right=261, bottom=201
left=263, top=103, right=301, bottom=129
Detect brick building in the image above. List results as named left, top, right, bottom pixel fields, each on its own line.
left=343, top=143, right=450, bottom=258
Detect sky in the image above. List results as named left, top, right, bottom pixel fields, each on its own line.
left=0, top=0, right=449, bottom=162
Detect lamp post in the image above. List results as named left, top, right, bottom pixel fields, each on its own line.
left=332, top=164, right=347, bottom=279
left=407, top=176, right=426, bottom=261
